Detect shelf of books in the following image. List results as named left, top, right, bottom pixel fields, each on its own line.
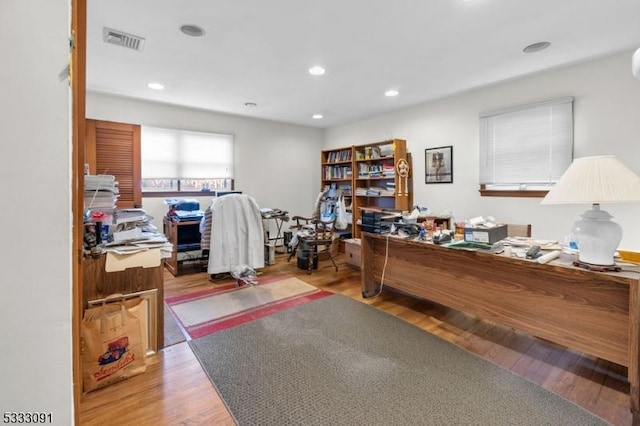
left=352, top=139, right=412, bottom=238
left=321, top=147, right=353, bottom=242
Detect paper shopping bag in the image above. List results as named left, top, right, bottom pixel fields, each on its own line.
left=81, top=296, right=147, bottom=392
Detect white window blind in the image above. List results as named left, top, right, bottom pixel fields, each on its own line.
left=479, top=97, right=573, bottom=190
left=141, top=126, right=234, bottom=179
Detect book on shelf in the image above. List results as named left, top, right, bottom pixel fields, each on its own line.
left=323, top=165, right=353, bottom=180
left=326, top=149, right=352, bottom=163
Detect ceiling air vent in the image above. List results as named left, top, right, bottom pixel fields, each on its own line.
left=103, top=27, right=145, bottom=51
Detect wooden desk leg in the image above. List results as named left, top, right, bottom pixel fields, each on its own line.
left=630, top=281, right=640, bottom=420
left=361, top=235, right=377, bottom=298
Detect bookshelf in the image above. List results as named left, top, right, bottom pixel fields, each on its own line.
left=320, top=140, right=412, bottom=239
left=321, top=147, right=354, bottom=241
left=352, top=139, right=412, bottom=238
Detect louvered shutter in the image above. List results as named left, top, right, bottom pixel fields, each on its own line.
left=85, top=119, right=141, bottom=208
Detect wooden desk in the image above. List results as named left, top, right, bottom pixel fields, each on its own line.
left=163, top=217, right=205, bottom=276
left=83, top=253, right=164, bottom=350
left=361, top=233, right=640, bottom=418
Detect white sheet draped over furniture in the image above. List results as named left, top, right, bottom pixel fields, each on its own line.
left=201, top=194, right=265, bottom=275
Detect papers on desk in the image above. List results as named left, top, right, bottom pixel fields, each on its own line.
left=447, top=240, right=503, bottom=253
left=260, top=208, right=289, bottom=219
left=103, top=231, right=172, bottom=257
left=105, top=248, right=163, bottom=272
left=114, top=208, right=150, bottom=224
left=501, top=236, right=561, bottom=250
left=171, top=210, right=204, bottom=221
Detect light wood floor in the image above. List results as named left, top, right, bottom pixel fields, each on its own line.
left=80, top=253, right=632, bottom=425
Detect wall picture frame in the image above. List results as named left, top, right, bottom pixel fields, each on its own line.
left=425, top=146, right=453, bottom=184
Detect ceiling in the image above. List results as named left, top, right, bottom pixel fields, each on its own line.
left=87, top=0, right=640, bottom=129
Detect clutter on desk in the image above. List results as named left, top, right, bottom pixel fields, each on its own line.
left=83, top=206, right=171, bottom=258
left=432, top=232, right=452, bottom=245
left=617, top=249, right=640, bottom=264
left=464, top=224, right=507, bottom=245
left=447, top=239, right=504, bottom=253
left=360, top=208, right=402, bottom=234
left=164, top=198, right=204, bottom=221
left=260, top=207, right=289, bottom=219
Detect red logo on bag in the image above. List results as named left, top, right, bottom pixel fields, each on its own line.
left=93, top=335, right=136, bottom=382
left=97, top=336, right=130, bottom=366
left=93, top=351, right=136, bottom=382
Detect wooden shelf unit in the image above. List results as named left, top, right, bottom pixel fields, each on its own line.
left=321, top=147, right=354, bottom=243
left=320, top=140, right=412, bottom=239
left=352, top=139, right=412, bottom=238
left=163, top=217, right=205, bottom=276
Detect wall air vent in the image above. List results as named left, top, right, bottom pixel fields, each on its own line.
left=103, top=27, right=145, bottom=51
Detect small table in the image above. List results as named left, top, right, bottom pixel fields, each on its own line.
left=261, top=212, right=289, bottom=253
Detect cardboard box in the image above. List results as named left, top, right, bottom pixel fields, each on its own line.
left=464, top=224, right=507, bottom=244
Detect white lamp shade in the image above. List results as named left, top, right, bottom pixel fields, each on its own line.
left=541, top=155, right=640, bottom=205
left=541, top=155, right=640, bottom=266
left=634, top=47, right=640, bottom=78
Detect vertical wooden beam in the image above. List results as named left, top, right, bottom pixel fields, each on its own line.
left=71, top=0, right=86, bottom=422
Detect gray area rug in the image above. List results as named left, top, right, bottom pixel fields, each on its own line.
left=189, top=294, right=608, bottom=425
left=164, top=303, right=187, bottom=347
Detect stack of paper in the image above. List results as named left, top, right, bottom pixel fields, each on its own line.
left=114, top=208, right=150, bottom=225
left=84, top=174, right=119, bottom=212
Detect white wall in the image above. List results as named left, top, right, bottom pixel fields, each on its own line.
left=86, top=93, right=324, bottom=232
left=325, top=51, right=640, bottom=251
left=0, top=1, right=73, bottom=424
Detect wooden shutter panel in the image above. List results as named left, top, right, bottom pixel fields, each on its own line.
left=85, top=119, right=141, bottom=209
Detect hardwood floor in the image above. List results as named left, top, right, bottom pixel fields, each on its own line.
left=80, top=253, right=632, bottom=425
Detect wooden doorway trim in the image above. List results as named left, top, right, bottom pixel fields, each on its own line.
left=71, top=0, right=86, bottom=422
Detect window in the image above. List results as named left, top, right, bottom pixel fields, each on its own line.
left=479, top=97, right=573, bottom=197
left=141, top=126, right=234, bottom=193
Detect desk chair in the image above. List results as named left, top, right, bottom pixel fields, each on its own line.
left=507, top=224, right=532, bottom=237
left=287, top=189, right=341, bottom=274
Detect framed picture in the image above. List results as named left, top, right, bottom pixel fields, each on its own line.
left=425, top=146, right=453, bottom=184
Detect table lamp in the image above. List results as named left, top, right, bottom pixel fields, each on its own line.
left=541, top=155, right=640, bottom=266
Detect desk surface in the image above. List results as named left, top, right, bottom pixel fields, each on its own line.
left=361, top=233, right=640, bottom=416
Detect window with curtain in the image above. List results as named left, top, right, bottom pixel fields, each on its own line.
left=479, top=97, right=573, bottom=197
left=141, top=126, right=234, bottom=193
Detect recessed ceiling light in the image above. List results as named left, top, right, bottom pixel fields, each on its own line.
left=312, top=114, right=323, bottom=119
left=309, top=66, right=326, bottom=76
left=244, top=102, right=258, bottom=108
left=180, top=24, right=206, bottom=37
left=523, top=41, right=551, bottom=53
left=385, top=89, right=399, bottom=97
left=148, top=82, right=164, bottom=90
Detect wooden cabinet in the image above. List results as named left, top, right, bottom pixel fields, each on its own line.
left=83, top=254, right=164, bottom=351
left=352, top=139, right=412, bottom=238
left=163, top=217, right=205, bottom=276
